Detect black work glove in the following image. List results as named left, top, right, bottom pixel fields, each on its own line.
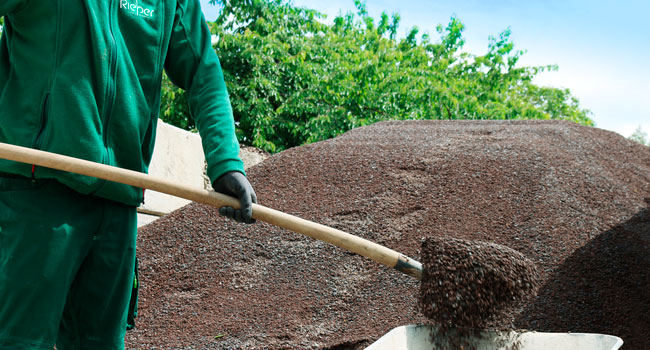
left=213, top=171, right=257, bottom=224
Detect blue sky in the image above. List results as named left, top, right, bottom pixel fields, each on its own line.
left=199, top=0, right=650, bottom=138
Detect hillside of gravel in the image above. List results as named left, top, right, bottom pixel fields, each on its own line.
left=125, top=120, right=650, bottom=349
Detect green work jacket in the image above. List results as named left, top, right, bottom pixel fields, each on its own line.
left=0, top=0, right=244, bottom=206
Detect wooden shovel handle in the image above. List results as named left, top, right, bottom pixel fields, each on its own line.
left=0, top=142, right=422, bottom=279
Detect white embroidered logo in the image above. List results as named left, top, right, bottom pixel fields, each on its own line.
left=120, top=0, right=155, bottom=18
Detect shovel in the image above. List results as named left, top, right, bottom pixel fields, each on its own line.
left=0, top=142, right=423, bottom=279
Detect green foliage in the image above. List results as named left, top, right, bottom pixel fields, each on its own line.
left=629, top=126, right=649, bottom=146
left=160, top=72, right=194, bottom=131
left=159, top=0, right=593, bottom=153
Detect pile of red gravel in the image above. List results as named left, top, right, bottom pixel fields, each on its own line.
left=125, top=120, right=650, bottom=349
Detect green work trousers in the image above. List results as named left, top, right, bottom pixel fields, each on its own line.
left=0, top=174, right=137, bottom=350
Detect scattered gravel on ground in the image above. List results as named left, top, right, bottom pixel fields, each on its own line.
left=125, top=120, right=650, bottom=349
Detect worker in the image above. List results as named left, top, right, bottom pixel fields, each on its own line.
left=0, top=1, right=256, bottom=349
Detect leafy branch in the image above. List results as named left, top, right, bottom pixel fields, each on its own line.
left=160, top=0, right=593, bottom=153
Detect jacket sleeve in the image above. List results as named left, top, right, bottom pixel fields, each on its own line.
left=0, top=0, right=27, bottom=16
left=164, top=0, right=245, bottom=184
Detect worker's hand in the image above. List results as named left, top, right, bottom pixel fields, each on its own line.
left=213, top=171, right=257, bottom=224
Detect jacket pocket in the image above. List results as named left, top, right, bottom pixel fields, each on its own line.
left=33, top=92, right=51, bottom=150
left=0, top=174, right=37, bottom=191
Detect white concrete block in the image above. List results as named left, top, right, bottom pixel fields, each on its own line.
left=139, top=121, right=205, bottom=216
left=137, top=213, right=160, bottom=227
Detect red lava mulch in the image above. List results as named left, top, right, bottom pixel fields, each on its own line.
left=419, top=236, right=540, bottom=329
left=125, top=120, right=650, bottom=349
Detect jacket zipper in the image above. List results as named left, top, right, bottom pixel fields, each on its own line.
left=34, top=92, right=51, bottom=150
left=89, top=0, right=118, bottom=195
left=103, top=0, right=118, bottom=147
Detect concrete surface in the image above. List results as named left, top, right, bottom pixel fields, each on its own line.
left=139, top=121, right=205, bottom=217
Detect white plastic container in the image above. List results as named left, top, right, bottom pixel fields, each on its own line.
left=365, top=325, right=623, bottom=350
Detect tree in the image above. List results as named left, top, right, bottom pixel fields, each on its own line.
left=629, top=126, right=649, bottom=146
left=160, top=1, right=593, bottom=152
left=160, top=72, right=194, bottom=131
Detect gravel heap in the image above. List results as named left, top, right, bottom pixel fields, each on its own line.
left=419, top=237, right=540, bottom=328
left=125, top=120, right=650, bottom=349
